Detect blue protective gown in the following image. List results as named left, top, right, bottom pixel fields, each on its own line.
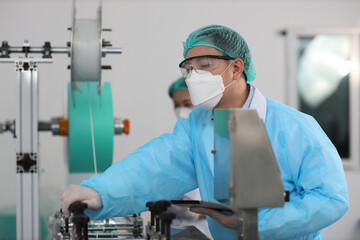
left=81, top=87, right=349, bottom=240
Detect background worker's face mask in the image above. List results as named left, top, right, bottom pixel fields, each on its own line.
left=185, top=61, right=234, bottom=110
left=174, top=107, right=192, bottom=119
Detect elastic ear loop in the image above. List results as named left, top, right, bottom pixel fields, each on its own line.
left=220, top=60, right=234, bottom=76
left=221, top=60, right=237, bottom=89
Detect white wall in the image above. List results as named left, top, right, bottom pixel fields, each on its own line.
left=0, top=0, right=359, bottom=239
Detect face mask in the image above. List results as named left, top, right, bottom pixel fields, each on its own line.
left=174, top=107, right=192, bottom=119
left=185, top=61, right=235, bottom=110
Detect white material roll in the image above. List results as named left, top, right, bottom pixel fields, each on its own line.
left=71, top=19, right=101, bottom=82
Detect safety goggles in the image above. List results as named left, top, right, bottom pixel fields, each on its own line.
left=179, top=55, right=235, bottom=78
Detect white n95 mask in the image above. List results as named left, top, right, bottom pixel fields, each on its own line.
left=174, top=107, right=192, bottom=119
left=185, top=62, right=234, bottom=110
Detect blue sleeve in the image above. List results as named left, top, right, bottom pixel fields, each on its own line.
left=80, top=118, right=197, bottom=220
left=259, top=114, right=349, bottom=239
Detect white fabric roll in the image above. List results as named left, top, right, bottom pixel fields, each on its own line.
left=71, top=19, right=101, bottom=82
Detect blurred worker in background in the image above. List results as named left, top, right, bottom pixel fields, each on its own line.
left=169, top=77, right=193, bottom=119
left=168, top=77, right=211, bottom=238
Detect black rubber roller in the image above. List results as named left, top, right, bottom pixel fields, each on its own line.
left=69, top=201, right=88, bottom=214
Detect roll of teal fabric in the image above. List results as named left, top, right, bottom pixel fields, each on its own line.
left=68, top=82, right=114, bottom=173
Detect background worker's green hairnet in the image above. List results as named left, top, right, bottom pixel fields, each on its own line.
left=183, top=25, right=256, bottom=82
left=168, top=77, right=188, bottom=98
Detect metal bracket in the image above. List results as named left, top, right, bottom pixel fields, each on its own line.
left=17, top=153, right=37, bottom=173
left=0, top=41, right=10, bottom=58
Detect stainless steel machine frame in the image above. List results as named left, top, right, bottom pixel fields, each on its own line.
left=50, top=212, right=143, bottom=240
left=16, top=59, right=40, bottom=240
left=0, top=1, right=123, bottom=237
left=0, top=58, right=52, bottom=239
left=214, top=109, right=285, bottom=240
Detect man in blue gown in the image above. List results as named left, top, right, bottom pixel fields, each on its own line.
left=61, top=25, right=349, bottom=240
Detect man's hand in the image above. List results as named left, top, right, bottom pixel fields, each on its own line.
left=60, top=184, right=102, bottom=217
left=190, top=207, right=238, bottom=229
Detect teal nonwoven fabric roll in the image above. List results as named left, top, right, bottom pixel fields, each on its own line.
left=68, top=82, right=114, bottom=173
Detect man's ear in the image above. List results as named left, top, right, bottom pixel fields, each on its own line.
left=233, top=59, right=244, bottom=80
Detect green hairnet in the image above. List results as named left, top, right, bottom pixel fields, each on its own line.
left=183, top=25, right=256, bottom=82
left=168, top=77, right=188, bottom=98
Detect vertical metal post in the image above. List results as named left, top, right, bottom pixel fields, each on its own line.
left=241, top=209, right=258, bottom=240
left=238, top=210, right=243, bottom=240
left=15, top=60, right=39, bottom=240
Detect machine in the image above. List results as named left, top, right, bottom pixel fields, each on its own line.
left=50, top=202, right=143, bottom=240
left=0, top=0, right=136, bottom=239
left=214, top=109, right=289, bottom=239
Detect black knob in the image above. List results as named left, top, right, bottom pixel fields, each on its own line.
left=151, top=200, right=171, bottom=232
left=154, top=200, right=171, bottom=214
left=69, top=201, right=88, bottom=214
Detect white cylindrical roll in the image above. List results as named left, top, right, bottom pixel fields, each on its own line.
left=71, top=19, right=101, bottom=82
